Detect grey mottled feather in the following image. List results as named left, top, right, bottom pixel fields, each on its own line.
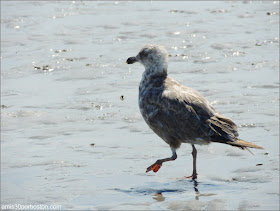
left=133, top=44, right=263, bottom=151
left=139, top=75, right=239, bottom=149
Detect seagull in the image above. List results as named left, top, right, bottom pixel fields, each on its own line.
left=126, top=44, right=263, bottom=180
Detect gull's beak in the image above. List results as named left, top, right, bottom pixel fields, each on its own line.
left=126, top=56, right=138, bottom=64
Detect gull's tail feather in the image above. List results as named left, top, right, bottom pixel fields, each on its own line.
left=212, top=138, right=263, bottom=154
left=226, top=139, right=263, bottom=155
left=227, top=138, right=264, bottom=150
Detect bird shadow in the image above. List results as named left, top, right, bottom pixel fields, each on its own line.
left=114, top=179, right=220, bottom=202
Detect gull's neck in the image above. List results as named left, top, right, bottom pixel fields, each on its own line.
left=140, top=62, right=167, bottom=88
left=143, top=62, right=167, bottom=78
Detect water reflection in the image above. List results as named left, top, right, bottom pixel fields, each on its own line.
left=150, top=180, right=218, bottom=202
left=152, top=193, right=165, bottom=201
left=194, top=180, right=200, bottom=200
left=193, top=180, right=217, bottom=200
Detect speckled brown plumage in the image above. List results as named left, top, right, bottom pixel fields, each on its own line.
left=126, top=44, right=263, bottom=180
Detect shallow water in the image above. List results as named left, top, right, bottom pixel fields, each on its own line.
left=1, top=1, right=279, bottom=210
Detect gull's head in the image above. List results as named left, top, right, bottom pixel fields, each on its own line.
left=126, top=44, right=168, bottom=74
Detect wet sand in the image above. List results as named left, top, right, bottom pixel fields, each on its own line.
left=1, top=1, right=279, bottom=210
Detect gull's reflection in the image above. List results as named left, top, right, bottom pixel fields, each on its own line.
left=193, top=180, right=217, bottom=200
left=151, top=179, right=200, bottom=202
left=151, top=179, right=217, bottom=202
left=152, top=193, right=166, bottom=201
left=193, top=180, right=200, bottom=200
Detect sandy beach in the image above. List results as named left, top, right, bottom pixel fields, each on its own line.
left=1, top=1, right=279, bottom=210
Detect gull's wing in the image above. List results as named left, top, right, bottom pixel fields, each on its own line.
left=140, top=76, right=239, bottom=147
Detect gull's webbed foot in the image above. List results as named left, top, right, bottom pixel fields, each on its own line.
left=146, top=162, right=162, bottom=173
left=184, top=173, right=198, bottom=180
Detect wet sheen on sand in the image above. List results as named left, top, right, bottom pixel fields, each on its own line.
left=1, top=1, right=279, bottom=210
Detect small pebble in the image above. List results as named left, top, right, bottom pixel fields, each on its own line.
left=66, top=58, right=74, bottom=62
left=90, top=143, right=95, bottom=147
left=43, top=65, right=49, bottom=70
left=256, top=163, right=263, bottom=166
left=266, top=12, right=276, bottom=16
left=55, top=49, right=67, bottom=53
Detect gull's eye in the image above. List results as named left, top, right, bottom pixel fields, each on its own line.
left=140, top=49, right=149, bottom=60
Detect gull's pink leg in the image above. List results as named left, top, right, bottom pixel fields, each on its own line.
left=146, top=148, right=177, bottom=173
left=185, top=144, right=198, bottom=180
